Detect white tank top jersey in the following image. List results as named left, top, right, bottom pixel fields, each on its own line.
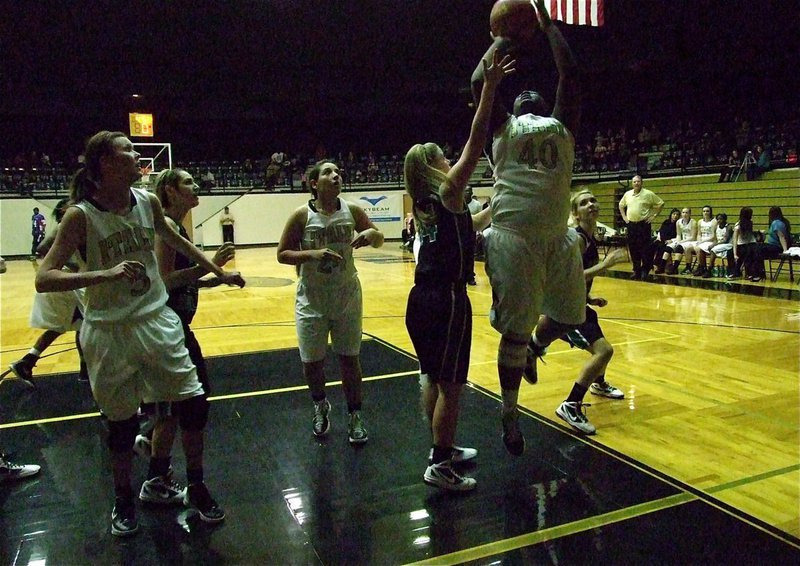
left=298, top=197, right=358, bottom=292
left=698, top=218, right=716, bottom=241
left=715, top=224, right=729, bottom=243
left=491, top=114, right=575, bottom=239
left=74, top=187, right=168, bottom=323
left=677, top=218, right=696, bottom=241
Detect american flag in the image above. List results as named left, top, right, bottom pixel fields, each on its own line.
left=547, top=0, right=605, bottom=27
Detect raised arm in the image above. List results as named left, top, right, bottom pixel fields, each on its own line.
left=471, top=36, right=516, bottom=149
left=443, top=50, right=515, bottom=212
left=534, top=0, right=581, bottom=135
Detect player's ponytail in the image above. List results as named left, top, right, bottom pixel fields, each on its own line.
left=69, top=130, right=126, bottom=203
left=404, top=143, right=446, bottom=227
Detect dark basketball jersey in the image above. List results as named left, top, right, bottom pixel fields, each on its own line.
left=413, top=194, right=475, bottom=286
left=166, top=221, right=199, bottom=325
left=576, top=225, right=599, bottom=296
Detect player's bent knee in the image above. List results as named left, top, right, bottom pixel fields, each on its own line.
left=498, top=336, right=527, bottom=368
left=177, top=394, right=209, bottom=431
left=107, top=415, right=139, bottom=453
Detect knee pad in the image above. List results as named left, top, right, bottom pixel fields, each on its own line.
left=498, top=337, right=527, bottom=369
left=177, top=394, right=209, bottom=431
left=107, top=415, right=139, bottom=453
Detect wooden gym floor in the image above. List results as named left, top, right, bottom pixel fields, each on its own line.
left=0, top=245, right=798, bottom=564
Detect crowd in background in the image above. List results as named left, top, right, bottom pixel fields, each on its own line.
left=2, top=116, right=798, bottom=196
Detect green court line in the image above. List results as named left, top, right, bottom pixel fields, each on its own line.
left=404, top=493, right=695, bottom=566
left=708, top=464, right=800, bottom=493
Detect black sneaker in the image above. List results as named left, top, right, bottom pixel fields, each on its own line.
left=111, top=497, right=138, bottom=537
left=9, top=358, right=35, bottom=388
left=501, top=407, right=525, bottom=456
left=312, top=399, right=331, bottom=437
left=185, top=483, right=225, bottom=523
left=523, top=338, right=546, bottom=384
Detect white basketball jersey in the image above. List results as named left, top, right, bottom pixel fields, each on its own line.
left=698, top=218, right=715, bottom=241
left=297, top=198, right=359, bottom=312
left=491, top=114, right=575, bottom=238
left=715, top=224, right=728, bottom=243
left=75, top=188, right=167, bottom=322
left=677, top=219, right=696, bottom=241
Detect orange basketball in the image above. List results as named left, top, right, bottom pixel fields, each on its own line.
left=490, top=0, right=537, bottom=39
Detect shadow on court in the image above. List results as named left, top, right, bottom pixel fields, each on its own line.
left=1, top=339, right=798, bottom=564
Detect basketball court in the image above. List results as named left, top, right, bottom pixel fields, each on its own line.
left=1, top=246, right=798, bottom=563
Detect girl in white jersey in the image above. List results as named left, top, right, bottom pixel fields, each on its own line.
left=687, top=205, right=717, bottom=276
left=277, top=160, right=384, bottom=445
left=471, top=0, right=585, bottom=456
left=36, top=131, right=242, bottom=537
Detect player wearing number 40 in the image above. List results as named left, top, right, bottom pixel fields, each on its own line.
left=469, top=0, right=586, bottom=456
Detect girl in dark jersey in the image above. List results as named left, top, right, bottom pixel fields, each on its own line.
left=129, top=169, right=243, bottom=518
left=554, top=190, right=627, bottom=435
left=404, top=50, right=514, bottom=492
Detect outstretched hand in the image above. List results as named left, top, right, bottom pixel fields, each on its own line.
left=482, top=50, right=517, bottom=89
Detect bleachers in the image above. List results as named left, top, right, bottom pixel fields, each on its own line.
left=582, top=168, right=799, bottom=247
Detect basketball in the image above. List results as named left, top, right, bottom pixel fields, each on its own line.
left=490, top=0, right=538, bottom=39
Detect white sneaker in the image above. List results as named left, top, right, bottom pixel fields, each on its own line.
left=556, top=401, right=596, bottom=435
left=428, top=446, right=478, bottom=464
left=0, top=455, right=40, bottom=482
left=132, top=435, right=152, bottom=460
left=139, top=474, right=186, bottom=504
left=589, top=381, right=624, bottom=399
left=423, top=461, right=476, bottom=491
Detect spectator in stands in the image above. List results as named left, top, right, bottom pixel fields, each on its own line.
left=719, top=149, right=739, bottom=182
left=31, top=207, right=47, bottom=259
left=653, top=208, right=680, bottom=274
left=664, top=207, right=697, bottom=274
left=618, top=175, right=664, bottom=279
left=705, top=213, right=733, bottom=277
left=200, top=169, right=215, bottom=190
left=220, top=206, right=235, bottom=243
left=749, top=206, right=791, bottom=282
left=728, top=207, right=758, bottom=279
left=686, top=205, right=717, bottom=276
left=748, top=144, right=771, bottom=179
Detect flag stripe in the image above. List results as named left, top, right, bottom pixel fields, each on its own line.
left=548, top=0, right=604, bottom=26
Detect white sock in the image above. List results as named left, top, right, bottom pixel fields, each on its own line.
left=28, top=348, right=41, bottom=358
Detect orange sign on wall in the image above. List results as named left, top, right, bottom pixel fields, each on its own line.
left=129, top=113, right=154, bottom=137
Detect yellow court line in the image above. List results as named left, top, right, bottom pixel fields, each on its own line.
left=0, top=412, right=101, bottom=430
left=404, top=493, right=695, bottom=566
left=0, top=370, right=419, bottom=429
left=209, top=370, right=418, bottom=402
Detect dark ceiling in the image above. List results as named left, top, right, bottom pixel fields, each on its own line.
left=2, top=0, right=798, bottom=159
